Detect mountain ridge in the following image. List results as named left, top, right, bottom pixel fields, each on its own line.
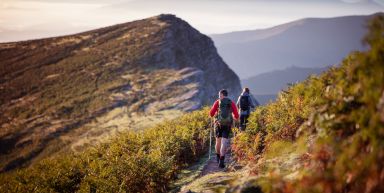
left=211, top=13, right=383, bottom=45
left=0, top=14, right=241, bottom=172
left=243, top=65, right=330, bottom=95
left=210, top=12, right=383, bottom=79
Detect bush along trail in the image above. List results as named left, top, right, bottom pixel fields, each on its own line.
left=176, top=15, right=384, bottom=193
left=0, top=109, right=211, bottom=193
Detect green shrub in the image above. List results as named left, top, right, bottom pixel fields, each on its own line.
left=0, top=108, right=210, bottom=193
left=230, top=15, right=384, bottom=193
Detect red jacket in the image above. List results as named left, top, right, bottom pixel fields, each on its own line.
left=209, top=99, right=239, bottom=120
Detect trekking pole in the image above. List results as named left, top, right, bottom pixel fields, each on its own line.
left=209, top=118, right=213, bottom=160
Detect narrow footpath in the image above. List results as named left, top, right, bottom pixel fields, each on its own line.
left=173, top=139, right=246, bottom=193
left=200, top=139, right=233, bottom=176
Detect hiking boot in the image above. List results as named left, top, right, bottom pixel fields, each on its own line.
left=219, top=156, right=225, bottom=168
left=216, top=154, right=220, bottom=163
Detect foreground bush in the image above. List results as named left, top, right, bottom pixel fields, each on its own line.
left=231, top=15, right=384, bottom=193
left=0, top=108, right=210, bottom=193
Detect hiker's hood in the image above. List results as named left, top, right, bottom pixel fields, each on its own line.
left=241, top=92, right=250, bottom=96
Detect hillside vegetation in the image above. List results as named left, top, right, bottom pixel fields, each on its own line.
left=0, top=14, right=241, bottom=172
left=179, top=15, right=384, bottom=193
left=225, top=15, right=384, bottom=193
left=0, top=108, right=211, bottom=193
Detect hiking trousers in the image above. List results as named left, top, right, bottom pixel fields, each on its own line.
left=239, top=114, right=249, bottom=131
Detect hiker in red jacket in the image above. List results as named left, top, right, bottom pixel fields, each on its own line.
left=209, top=89, right=239, bottom=168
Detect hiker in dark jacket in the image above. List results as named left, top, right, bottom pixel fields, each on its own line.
left=236, top=88, right=257, bottom=131
left=209, top=89, right=239, bottom=168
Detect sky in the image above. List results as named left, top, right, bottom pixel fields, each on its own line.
left=0, top=0, right=383, bottom=42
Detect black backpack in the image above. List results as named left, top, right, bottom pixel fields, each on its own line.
left=239, top=95, right=250, bottom=111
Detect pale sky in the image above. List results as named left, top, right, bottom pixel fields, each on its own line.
left=0, top=0, right=383, bottom=42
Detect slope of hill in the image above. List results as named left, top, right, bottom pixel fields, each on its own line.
left=0, top=108, right=212, bottom=193
left=243, top=66, right=329, bottom=104
left=0, top=14, right=241, bottom=172
left=211, top=13, right=383, bottom=79
left=181, top=15, right=384, bottom=193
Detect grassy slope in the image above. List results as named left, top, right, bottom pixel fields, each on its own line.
left=0, top=15, right=206, bottom=172
left=0, top=108, right=211, bottom=193
left=0, top=16, right=170, bottom=170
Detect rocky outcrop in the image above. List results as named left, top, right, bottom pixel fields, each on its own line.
left=152, top=14, right=241, bottom=104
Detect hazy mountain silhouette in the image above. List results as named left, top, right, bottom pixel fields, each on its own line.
left=211, top=13, right=383, bottom=79
left=243, top=66, right=329, bottom=95
left=242, top=66, right=329, bottom=104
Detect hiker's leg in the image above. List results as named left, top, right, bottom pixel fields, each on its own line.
left=214, top=123, right=222, bottom=155
left=218, top=126, right=230, bottom=168
left=219, top=138, right=227, bottom=168
left=220, top=137, right=228, bottom=156
left=240, top=114, right=245, bottom=131
left=220, top=126, right=230, bottom=157
left=215, top=137, right=222, bottom=154
left=214, top=124, right=223, bottom=162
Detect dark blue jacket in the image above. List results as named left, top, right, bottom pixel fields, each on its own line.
left=236, top=92, right=256, bottom=115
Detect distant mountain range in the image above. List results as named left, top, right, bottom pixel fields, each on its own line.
left=0, top=14, right=241, bottom=172
left=211, top=13, right=383, bottom=79
left=243, top=65, right=329, bottom=95
left=243, top=66, right=329, bottom=104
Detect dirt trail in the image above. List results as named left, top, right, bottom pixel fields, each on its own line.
left=200, top=139, right=233, bottom=176
left=175, top=138, right=242, bottom=193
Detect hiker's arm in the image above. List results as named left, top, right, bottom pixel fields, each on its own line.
left=209, top=100, right=219, bottom=117
left=231, top=101, right=239, bottom=120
